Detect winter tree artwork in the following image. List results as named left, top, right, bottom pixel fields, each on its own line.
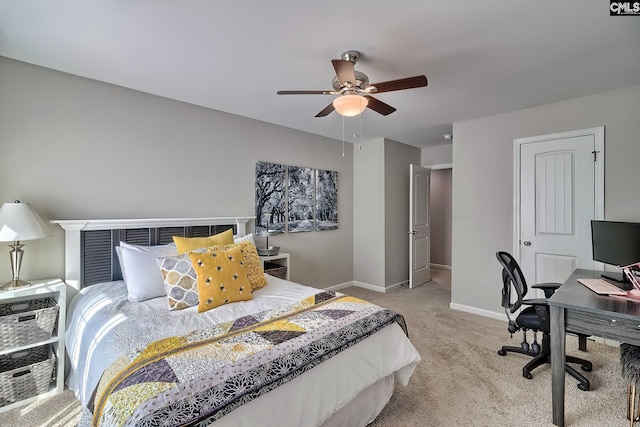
left=315, top=169, right=338, bottom=231
left=255, top=162, right=286, bottom=233
left=287, top=166, right=315, bottom=232
left=255, top=161, right=338, bottom=234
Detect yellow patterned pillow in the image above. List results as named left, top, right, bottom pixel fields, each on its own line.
left=189, top=245, right=253, bottom=313
left=173, top=229, right=234, bottom=254
left=207, top=241, right=267, bottom=291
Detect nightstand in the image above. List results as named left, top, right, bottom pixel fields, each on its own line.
left=0, top=279, right=67, bottom=412
left=260, top=253, right=290, bottom=280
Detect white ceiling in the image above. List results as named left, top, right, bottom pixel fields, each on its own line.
left=1, top=1, right=639, bottom=148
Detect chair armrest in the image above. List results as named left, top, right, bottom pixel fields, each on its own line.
left=532, top=283, right=562, bottom=298
left=531, top=282, right=561, bottom=290
left=511, top=298, right=548, bottom=313
left=521, top=298, right=549, bottom=307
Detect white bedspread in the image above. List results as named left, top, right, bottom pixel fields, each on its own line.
left=66, top=275, right=421, bottom=426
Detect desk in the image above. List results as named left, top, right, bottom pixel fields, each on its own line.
left=549, top=269, right=640, bottom=426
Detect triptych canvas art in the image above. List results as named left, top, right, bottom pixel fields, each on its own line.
left=255, top=161, right=338, bottom=233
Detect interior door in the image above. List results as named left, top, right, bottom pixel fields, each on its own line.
left=409, top=164, right=431, bottom=288
left=518, top=129, right=604, bottom=295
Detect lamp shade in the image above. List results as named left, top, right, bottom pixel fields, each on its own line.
left=0, top=201, right=52, bottom=242
left=332, top=95, right=368, bottom=117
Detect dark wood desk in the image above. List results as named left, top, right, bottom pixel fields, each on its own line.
left=549, top=269, right=640, bottom=426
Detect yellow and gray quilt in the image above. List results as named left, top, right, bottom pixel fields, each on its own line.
left=89, top=291, right=407, bottom=427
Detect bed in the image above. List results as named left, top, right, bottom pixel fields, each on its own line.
left=55, top=217, right=421, bottom=427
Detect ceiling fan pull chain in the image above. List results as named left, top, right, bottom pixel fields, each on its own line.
left=359, top=107, right=363, bottom=150
left=342, top=114, right=345, bottom=157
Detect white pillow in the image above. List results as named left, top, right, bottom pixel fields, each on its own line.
left=117, top=241, right=178, bottom=302
left=234, top=233, right=255, bottom=245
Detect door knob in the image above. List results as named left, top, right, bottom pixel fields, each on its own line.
left=523, top=241, right=532, bottom=246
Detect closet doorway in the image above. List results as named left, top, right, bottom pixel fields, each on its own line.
left=429, top=165, right=452, bottom=270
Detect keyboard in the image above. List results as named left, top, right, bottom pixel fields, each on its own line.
left=577, top=278, right=627, bottom=296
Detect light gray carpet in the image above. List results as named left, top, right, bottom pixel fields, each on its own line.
left=352, top=269, right=626, bottom=427
left=0, top=269, right=629, bottom=426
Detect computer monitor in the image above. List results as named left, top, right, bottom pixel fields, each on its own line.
left=591, top=220, right=640, bottom=282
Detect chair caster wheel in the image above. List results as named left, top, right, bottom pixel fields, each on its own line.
left=581, top=365, right=592, bottom=372
left=577, top=383, right=590, bottom=391
left=523, top=372, right=533, bottom=380
left=498, top=349, right=506, bottom=356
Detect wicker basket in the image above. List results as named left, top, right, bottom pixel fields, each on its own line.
left=0, top=344, right=56, bottom=407
left=264, top=261, right=287, bottom=280
left=0, top=298, right=59, bottom=351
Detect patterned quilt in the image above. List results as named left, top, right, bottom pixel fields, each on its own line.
left=89, top=291, right=407, bottom=427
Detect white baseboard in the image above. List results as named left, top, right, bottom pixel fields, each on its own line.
left=450, top=303, right=619, bottom=348
left=592, top=337, right=620, bottom=347
left=388, top=280, right=407, bottom=290
left=431, top=263, right=451, bottom=271
left=351, top=281, right=387, bottom=293
left=325, top=281, right=388, bottom=293
left=449, top=302, right=506, bottom=322
left=324, top=281, right=354, bottom=291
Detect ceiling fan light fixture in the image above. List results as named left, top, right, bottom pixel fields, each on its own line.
left=332, top=94, right=368, bottom=117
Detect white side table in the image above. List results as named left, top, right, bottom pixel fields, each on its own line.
left=0, top=279, right=67, bottom=412
left=260, top=253, right=290, bottom=280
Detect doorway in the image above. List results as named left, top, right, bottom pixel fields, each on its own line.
left=430, top=166, right=453, bottom=270
left=409, top=163, right=453, bottom=288
left=409, top=164, right=431, bottom=288
left=514, top=127, right=604, bottom=293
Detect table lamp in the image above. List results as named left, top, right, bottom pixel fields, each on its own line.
left=255, top=229, right=282, bottom=256
left=0, top=200, right=52, bottom=290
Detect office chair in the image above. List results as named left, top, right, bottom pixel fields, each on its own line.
left=496, top=251, right=592, bottom=391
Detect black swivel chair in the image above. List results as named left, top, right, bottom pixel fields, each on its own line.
left=496, top=251, right=592, bottom=391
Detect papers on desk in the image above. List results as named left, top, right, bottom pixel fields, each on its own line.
left=577, top=278, right=640, bottom=302
left=577, top=278, right=627, bottom=295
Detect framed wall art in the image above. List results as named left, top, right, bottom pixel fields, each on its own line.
left=288, top=165, right=314, bottom=232
left=255, top=161, right=286, bottom=233
left=315, top=169, right=338, bottom=231
left=255, top=161, right=338, bottom=234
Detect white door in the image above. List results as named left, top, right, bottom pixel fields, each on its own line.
left=409, top=164, right=431, bottom=288
left=516, top=128, right=604, bottom=294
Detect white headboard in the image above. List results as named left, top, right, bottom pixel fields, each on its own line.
left=51, top=217, right=254, bottom=290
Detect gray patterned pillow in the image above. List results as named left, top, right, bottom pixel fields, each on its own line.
left=156, top=254, right=198, bottom=310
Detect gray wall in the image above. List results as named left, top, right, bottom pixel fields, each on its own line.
left=353, top=138, right=420, bottom=289
left=422, top=143, right=453, bottom=166
left=384, top=140, right=421, bottom=286
left=451, top=84, right=640, bottom=316
left=430, top=168, right=452, bottom=267
left=0, top=57, right=354, bottom=289
left=353, top=139, right=386, bottom=288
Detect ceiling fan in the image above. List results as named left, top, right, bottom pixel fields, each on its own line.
left=277, top=50, right=428, bottom=118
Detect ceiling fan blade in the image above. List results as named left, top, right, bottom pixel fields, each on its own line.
left=332, top=59, right=357, bottom=87
left=277, top=90, right=334, bottom=95
left=315, top=103, right=335, bottom=117
left=368, top=75, right=427, bottom=94
left=364, top=95, right=396, bottom=116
